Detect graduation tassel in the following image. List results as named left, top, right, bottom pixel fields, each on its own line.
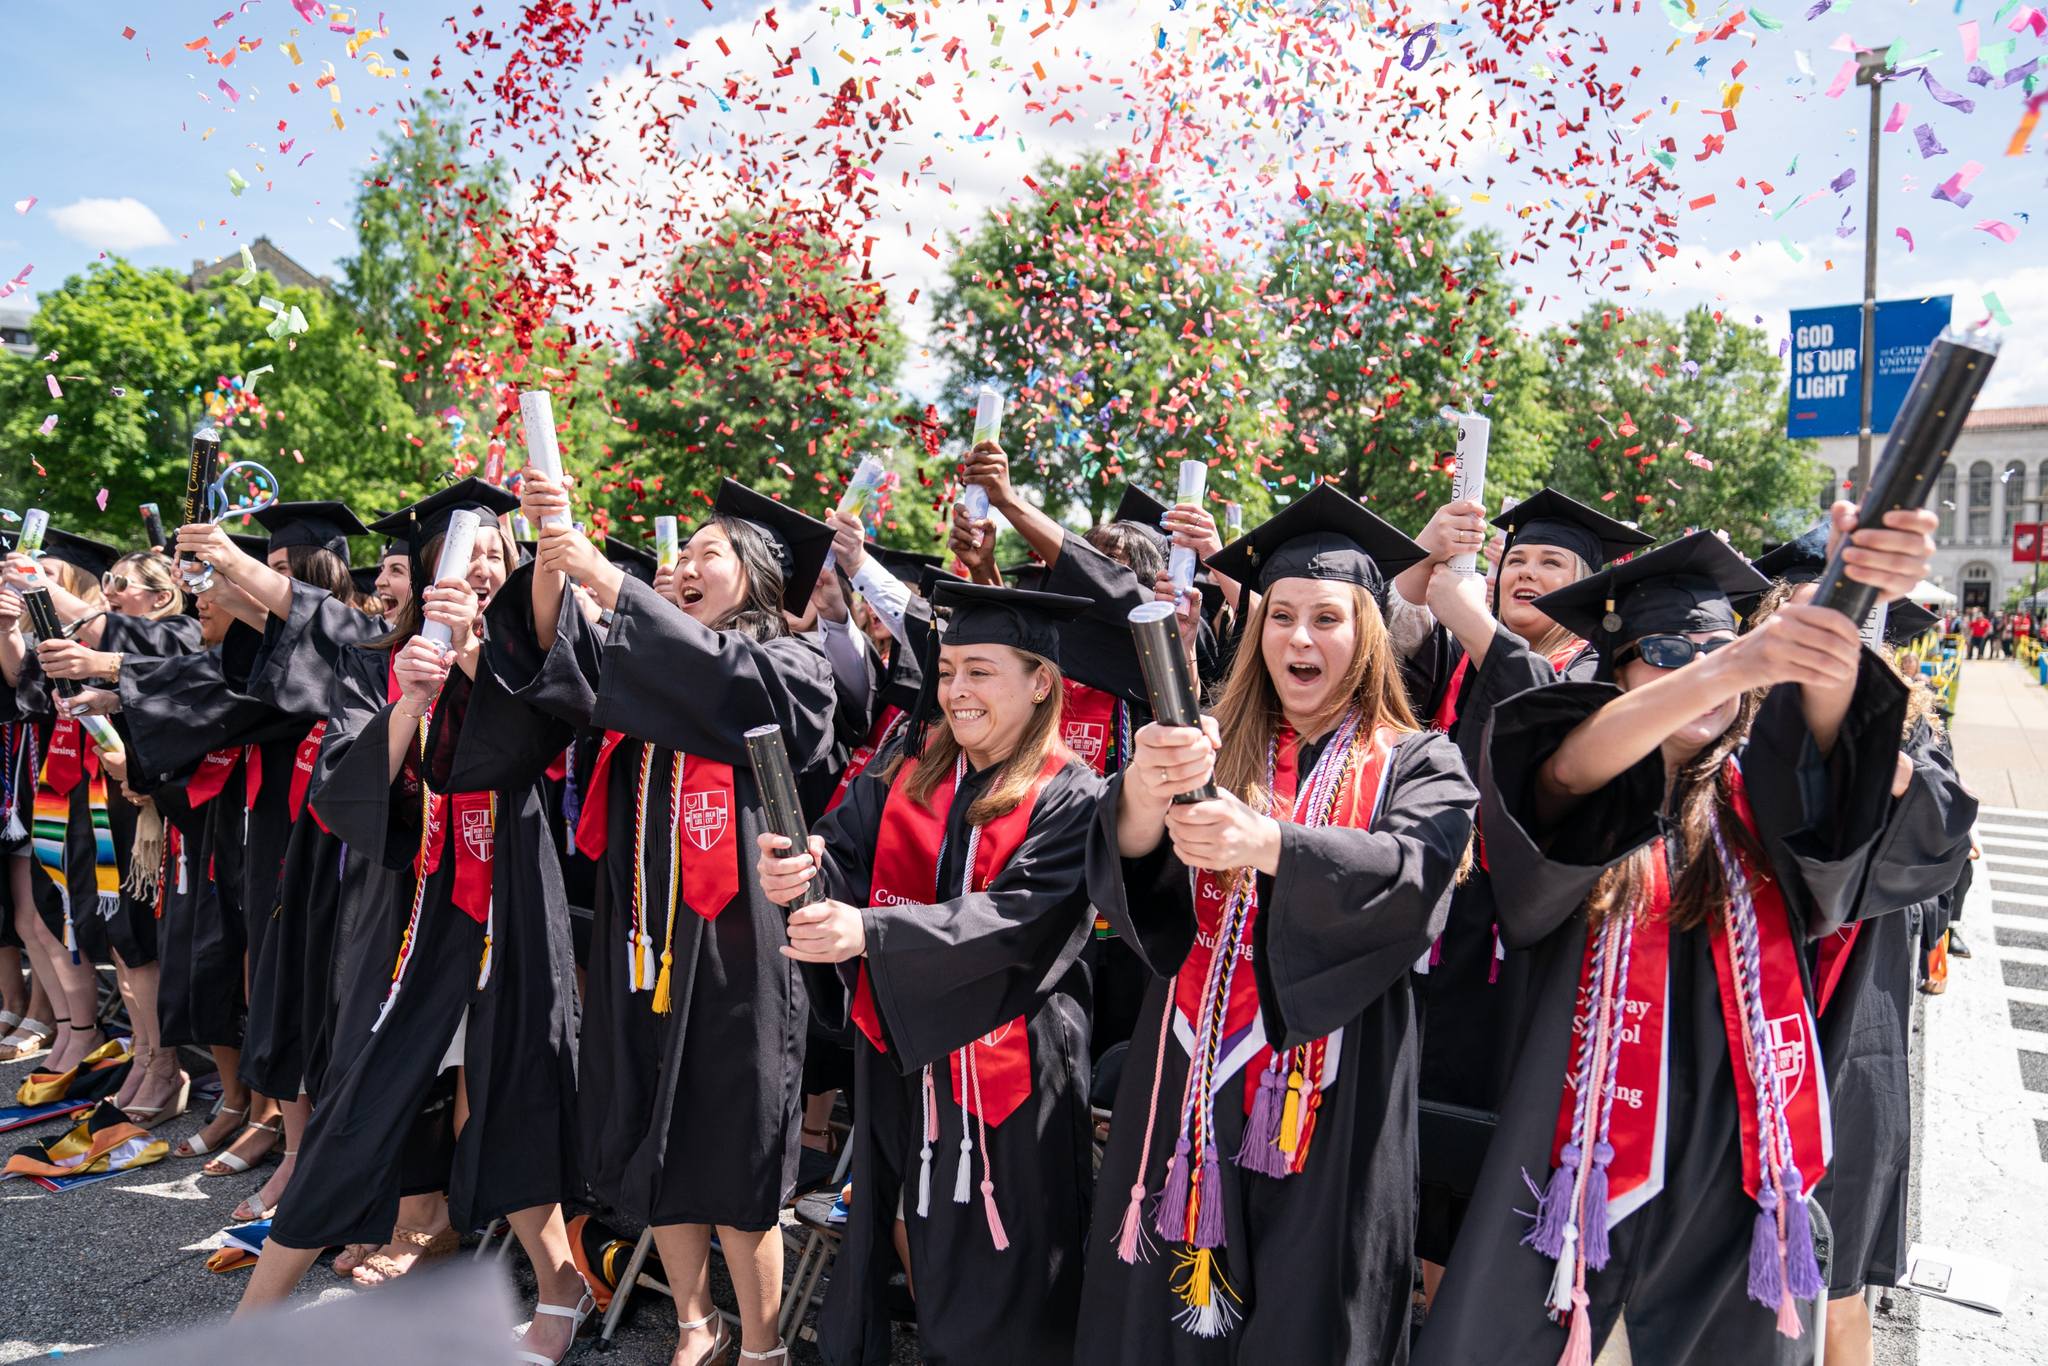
left=1116, top=993, right=1174, bottom=1265
left=476, top=897, right=494, bottom=991
left=953, top=1054, right=974, bottom=1205
left=1169, top=1247, right=1241, bottom=1339
left=916, top=1065, right=936, bottom=1219
left=1276, top=1065, right=1304, bottom=1154
left=373, top=720, right=435, bottom=1035
left=1555, top=1282, right=1593, bottom=1366
left=966, top=1044, right=1008, bottom=1251
left=1781, top=1167, right=1823, bottom=1299
left=653, top=758, right=683, bottom=1014
left=1232, top=1061, right=1288, bottom=1178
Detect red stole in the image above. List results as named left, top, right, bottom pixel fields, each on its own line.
left=386, top=653, right=493, bottom=924
left=186, top=748, right=242, bottom=808
left=1058, top=678, right=1118, bottom=776
left=288, top=721, right=327, bottom=825
left=41, top=717, right=97, bottom=798
left=1181, top=725, right=1399, bottom=1114
left=1432, top=639, right=1586, bottom=735
left=1545, top=766, right=1829, bottom=1228
left=574, top=728, right=739, bottom=921
left=825, top=705, right=904, bottom=814
left=852, top=750, right=1065, bottom=1127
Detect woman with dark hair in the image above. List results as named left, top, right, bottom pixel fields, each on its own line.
left=1079, top=485, right=1478, bottom=1362
left=480, top=471, right=838, bottom=1365
left=1415, top=508, right=1938, bottom=1366
left=234, top=479, right=585, bottom=1362
left=757, top=579, right=1104, bottom=1365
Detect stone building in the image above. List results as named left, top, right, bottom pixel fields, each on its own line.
left=187, top=235, right=331, bottom=293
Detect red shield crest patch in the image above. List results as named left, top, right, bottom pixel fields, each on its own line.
left=1062, top=721, right=1105, bottom=763
left=461, top=806, right=494, bottom=862
left=1765, top=1013, right=1806, bottom=1102
left=682, top=789, right=730, bottom=853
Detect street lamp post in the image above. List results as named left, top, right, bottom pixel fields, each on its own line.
left=1854, top=50, right=1889, bottom=500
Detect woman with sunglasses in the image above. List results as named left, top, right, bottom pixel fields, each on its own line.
left=1415, top=506, right=1938, bottom=1366
left=1388, top=491, right=1654, bottom=1296
left=1080, top=486, right=1478, bottom=1363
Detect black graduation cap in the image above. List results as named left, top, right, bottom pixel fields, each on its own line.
left=349, top=565, right=381, bottom=600
left=710, top=478, right=834, bottom=614
left=1109, top=484, right=1172, bottom=557
left=905, top=579, right=1093, bottom=756
left=865, top=543, right=945, bottom=588
left=1533, top=530, right=1769, bottom=678
left=367, top=477, right=520, bottom=578
left=1491, top=488, right=1652, bottom=570
left=227, top=532, right=269, bottom=557
left=603, top=537, right=657, bottom=585
left=41, top=528, right=125, bottom=580
left=1204, top=482, right=1426, bottom=598
left=1749, top=519, right=1831, bottom=586
left=999, top=560, right=1049, bottom=592
left=251, top=501, right=371, bottom=559
left=1884, top=599, right=1939, bottom=648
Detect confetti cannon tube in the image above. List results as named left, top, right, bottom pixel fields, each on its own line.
left=1447, top=411, right=1490, bottom=575
left=420, top=510, right=481, bottom=652
left=745, top=724, right=821, bottom=909
left=1169, top=460, right=1207, bottom=593
left=1128, top=601, right=1218, bottom=804
left=20, top=587, right=123, bottom=758
left=518, top=390, right=569, bottom=530
left=961, top=386, right=1002, bottom=522
left=1812, top=328, right=1999, bottom=623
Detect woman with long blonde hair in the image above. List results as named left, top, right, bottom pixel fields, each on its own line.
left=1416, top=508, right=1939, bottom=1366
left=1078, top=484, right=1478, bottom=1362
left=757, top=578, right=1105, bottom=1365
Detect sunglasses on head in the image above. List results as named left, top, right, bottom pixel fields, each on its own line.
left=1620, top=633, right=1733, bottom=670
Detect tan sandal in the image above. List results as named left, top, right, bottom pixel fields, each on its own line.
left=0, top=1016, right=57, bottom=1062
left=352, top=1225, right=460, bottom=1285
left=332, top=1243, right=381, bottom=1276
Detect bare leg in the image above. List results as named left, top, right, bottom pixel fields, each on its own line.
left=240, top=1093, right=310, bottom=1218
left=14, top=900, right=101, bottom=1071
left=1825, top=1292, right=1874, bottom=1366
left=800, top=1091, right=838, bottom=1152
left=0, top=945, right=26, bottom=1016
left=235, top=1239, right=325, bottom=1314
left=122, top=960, right=182, bottom=1109
left=650, top=1224, right=721, bottom=1366
left=179, top=1048, right=252, bottom=1156
left=508, top=1204, right=586, bottom=1361
left=204, top=1090, right=283, bottom=1175
left=892, top=1218, right=914, bottom=1301
left=1420, top=1259, right=1446, bottom=1312
left=352, top=1191, right=453, bottom=1285
left=716, top=1226, right=784, bottom=1355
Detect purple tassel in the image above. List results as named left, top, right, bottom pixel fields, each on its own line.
left=1579, top=1142, right=1613, bottom=1270
left=1521, top=1144, right=1581, bottom=1259
left=1747, top=1186, right=1785, bottom=1308
left=1234, top=1068, right=1289, bottom=1178
left=1192, top=1143, right=1227, bottom=1249
left=1153, top=1136, right=1192, bottom=1242
left=1780, top=1168, right=1824, bottom=1299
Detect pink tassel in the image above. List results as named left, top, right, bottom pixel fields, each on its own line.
left=1555, top=1287, right=1593, bottom=1366
left=1192, top=1144, right=1227, bottom=1249
left=1233, top=1068, right=1289, bottom=1178
left=1747, top=1200, right=1785, bottom=1308
left=1153, top=1137, right=1192, bottom=1242
left=1113, top=1182, right=1153, bottom=1265
left=1775, top=1290, right=1804, bottom=1339
left=980, top=1178, right=1010, bottom=1252
left=1522, top=1146, right=1581, bottom=1259
left=1579, top=1143, right=1613, bottom=1270
left=1780, top=1169, right=1824, bottom=1299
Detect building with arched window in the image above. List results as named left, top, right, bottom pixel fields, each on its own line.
left=1810, top=407, right=2048, bottom=613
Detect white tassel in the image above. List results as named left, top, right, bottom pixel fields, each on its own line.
left=370, top=988, right=398, bottom=1035
left=916, top=1065, right=934, bottom=1217
left=176, top=845, right=188, bottom=895
left=953, top=1049, right=973, bottom=1203
left=1546, top=1227, right=1580, bottom=1317
left=2, top=809, right=22, bottom=842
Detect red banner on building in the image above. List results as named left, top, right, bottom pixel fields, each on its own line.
left=2015, top=523, right=2043, bottom=563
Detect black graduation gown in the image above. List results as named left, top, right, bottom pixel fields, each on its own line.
left=3, top=663, right=116, bottom=962
left=1406, top=623, right=1598, bottom=1261
left=1078, top=729, right=1476, bottom=1365
left=272, top=636, right=578, bottom=1247
left=1812, top=718, right=1974, bottom=1294
left=480, top=566, right=837, bottom=1230
left=804, top=756, right=1102, bottom=1366
left=1415, top=660, right=1908, bottom=1366
left=0, top=677, right=85, bottom=961
left=128, top=755, right=247, bottom=1051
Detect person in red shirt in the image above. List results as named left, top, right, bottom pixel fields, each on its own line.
left=1968, top=610, right=1993, bottom=659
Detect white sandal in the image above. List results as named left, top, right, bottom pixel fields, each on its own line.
left=232, top=1148, right=293, bottom=1223
left=737, top=1346, right=788, bottom=1361
left=512, top=1286, right=596, bottom=1366
left=175, top=1102, right=247, bottom=1159
left=674, top=1310, right=730, bottom=1366
left=201, top=1118, right=282, bottom=1175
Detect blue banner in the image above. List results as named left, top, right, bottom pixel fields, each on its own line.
left=1787, top=296, right=1952, bottom=439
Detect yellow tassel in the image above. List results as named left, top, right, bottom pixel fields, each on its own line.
left=652, top=950, right=674, bottom=1014
left=477, top=935, right=492, bottom=990
left=1178, top=1247, right=1214, bottom=1309
left=1278, top=1069, right=1305, bottom=1154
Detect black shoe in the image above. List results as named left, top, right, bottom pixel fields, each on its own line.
left=1947, top=928, right=1972, bottom=959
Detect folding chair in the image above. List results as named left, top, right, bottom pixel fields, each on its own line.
left=597, top=1226, right=678, bottom=1348
left=1808, top=1195, right=1834, bottom=1365
left=778, top=1138, right=855, bottom=1341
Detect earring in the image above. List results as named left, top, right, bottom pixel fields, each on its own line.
left=1034, top=692, right=1047, bottom=704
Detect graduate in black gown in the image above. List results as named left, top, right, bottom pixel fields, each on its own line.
left=35, top=547, right=207, bottom=1123
left=236, top=481, right=586, bottom=1362
left=484, top=471, right=837, bottom=1366
left=1081, top=485, right=1477, bottom=1364
left=1384, top=490, right=1654, bottom=1285
left=1415, top=506, right=1939, bottom=1366
left=757, top=579, right=1104, bottom=1365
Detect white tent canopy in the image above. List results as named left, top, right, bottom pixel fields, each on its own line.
left=1910, top=580, right=1957, bottom=607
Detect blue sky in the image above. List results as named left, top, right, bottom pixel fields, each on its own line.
left=5, top=0, right=2044, bottom=403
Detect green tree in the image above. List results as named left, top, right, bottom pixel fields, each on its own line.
left=930, top=151, right=1279, bottom=527
left=602, top=212, right=938, bottom=550
left=0, top=259, right=424, bottom=539
left=1258, top=193, right=1561, bottom=534
left=1541, top=303, right=1824, bottom=543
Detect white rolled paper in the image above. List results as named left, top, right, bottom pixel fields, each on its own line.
left=421, top=509, right=481, bottom=651
left=1447, top=411, right=1491, bottom=574
left=518, top=390, right=569, bottom=529
left=1170, top=459, right=1208, bottom=592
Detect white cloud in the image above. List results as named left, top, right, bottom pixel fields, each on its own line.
left=47, top=197, right=173, bottom=251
